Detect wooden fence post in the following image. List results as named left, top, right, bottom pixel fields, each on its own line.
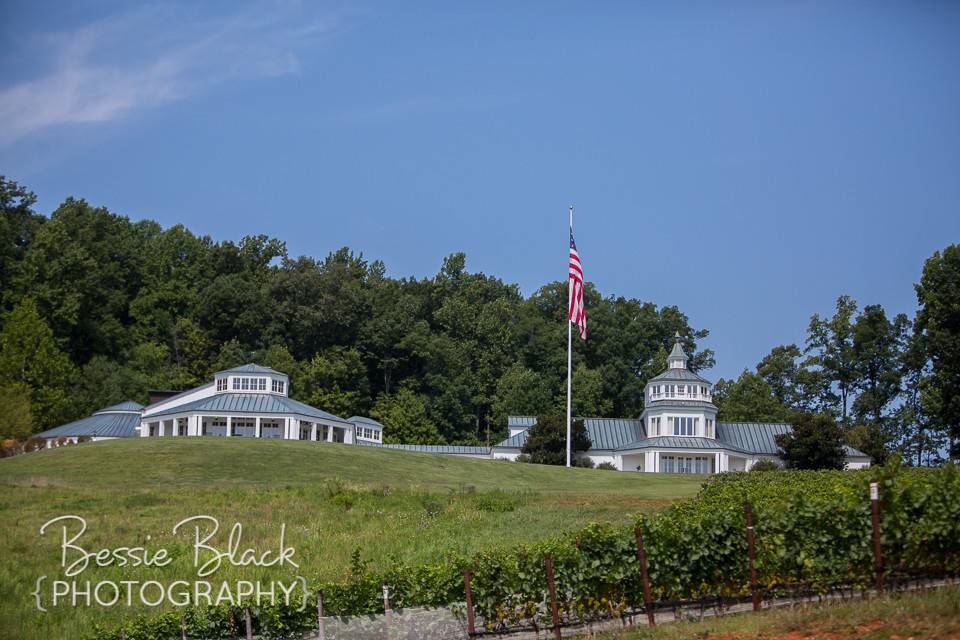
left=633, top=526, right=656, bottom=626
left=744, top=503, right=760, bottom=612
left=463, top=570, right=477, bottom=636
left=316, top=590, right=326, bottom=640
left=544, top=554, right=562, bottom=640
left=870, top=482, right=884, bottom=594
left=382, top=584, right=392, bottom=640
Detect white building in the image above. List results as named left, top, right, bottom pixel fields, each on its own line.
left=492, top=335, right=871, bottom=472
left=138, top=364, right=358, bottom=443
left=35, top=349, right=871, bottom=472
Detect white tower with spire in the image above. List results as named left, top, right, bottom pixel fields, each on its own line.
left=641, top=333, right=718, bottom=440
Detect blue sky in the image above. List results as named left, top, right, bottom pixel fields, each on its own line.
left=1, top=1, right=958, bottom=381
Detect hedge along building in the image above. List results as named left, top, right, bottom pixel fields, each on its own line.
left=491, top=335, right=872, bottom=472
left=138, top=364, right=365, bottom=443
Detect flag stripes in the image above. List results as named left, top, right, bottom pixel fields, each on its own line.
left=569, top=230, right=586, bottom=340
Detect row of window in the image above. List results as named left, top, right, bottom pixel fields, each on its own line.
left=649, top=384, right=710, bottom=399
left=234, top=377, right=267, bottom=391
left=661, top=455, right=712, bottom=474
left=356, top=426, right=382, bottom=441
left=649, top=415, right=707, bottom=437
left=216, top=377, right=286, bottom=393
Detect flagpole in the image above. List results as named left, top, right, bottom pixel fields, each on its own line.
left=566, top=205, right=573, bottom=469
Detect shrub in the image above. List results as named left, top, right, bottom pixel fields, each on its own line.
left=750, top=459, right=781, bottom=472
left=573, top=457, right=594, bottom=468
left=24, top=436, right=46, bottom=452
left=596, top=462, right=617, bottom=471
left=0, top=439, right=22, bottom=457
left=77, top=435, right=93, bottom=443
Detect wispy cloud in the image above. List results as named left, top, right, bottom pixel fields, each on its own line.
left=0, top=3, right=332, bottom=146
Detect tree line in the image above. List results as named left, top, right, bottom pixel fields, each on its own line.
left=1, top=176, right=957, bottom=462
left=0, top=177, right=711, bottom=446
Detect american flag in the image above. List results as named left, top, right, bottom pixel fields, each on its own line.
left=568, top=228, right=587, bottom=340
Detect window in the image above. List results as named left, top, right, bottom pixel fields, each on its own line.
left=148, top=423, right=157, bottom=437
left=178, top=419, right=187, bottom=436
left=258, top=378, right=266, bottom=391
left=232, top=378, right=240, bottom=390
left=217, top=378, right=227, bottom=391
left=705, top=418, right=714, bottom=438
left=661, top=455, right=711, bottom=474
left=241, top=378, right=249, bottom=390
left=673, top=416, right=696, bottom=436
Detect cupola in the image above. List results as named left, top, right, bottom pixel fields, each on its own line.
left=668, top=332, right=689, bottom=369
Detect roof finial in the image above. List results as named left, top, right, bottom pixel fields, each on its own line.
left=674, top=331, right=681, bottom=341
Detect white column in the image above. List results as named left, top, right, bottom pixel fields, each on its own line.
left=227, top=417, right=233, bottom=437
left=653, top=451, right=660, bottom=473
left=327, top=424, right=334, bottom=442
left=255, top=417, right=261, bottom=439
left=714, top=452, right=720, bottom=474
left=310, top=423, right=317, bottom=441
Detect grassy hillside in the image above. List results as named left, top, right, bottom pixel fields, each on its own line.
left=0, top=438, right=702, bottom=640
left=1, top=436, right=702, bottom=495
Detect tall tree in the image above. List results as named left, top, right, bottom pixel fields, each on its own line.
left=805, top=295, right=859, bottom=424
left=521, top=415, right=591, bottom=466
left=848, top=305, right=909, bottom=463
left=9, top=199, right=149, bottom=362
left=892, top=329, right=944, bottom=466
left=298, top=346, right=370, bottom=418
left=370, top=385, right=442, bottom=444
left=0, top=384, right=33, bottom=441
left=775, top=412, right=847, bottom=470
left=713, top=370, right=790, bottom=422
left=0, top=299, right=77, bottom=429
left=0, top=177, right=44, bottom=317
left=489, top=363, right=553, bottom=440
left=915, top=245, right=960, bottom=461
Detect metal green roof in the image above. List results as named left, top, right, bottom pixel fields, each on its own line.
left=644, top=399, right=718, bottom=410
left=716, top=422, right=792, bottom=455
left=501, top=416, right=869, bottom=460
left=94, top=400, right=145, bottom=413
left=215, top=363, right=287, bottom=376
left=497, top=416, right=645, bottom=451
left=349, top=416, right=385, bottom=429
left=649, top=368, right=711, bottom=383
left=37, top=401, right=144, bottom=438
left=359, top=442, right=490, bottom=455
left=616, top=436, right=752, bottom=454
left=146, top=393, right=349, bottom=424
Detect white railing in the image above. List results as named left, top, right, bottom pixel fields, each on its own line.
left=648, top=392, right=712, bottom=402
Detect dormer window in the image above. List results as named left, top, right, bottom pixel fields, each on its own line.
left=217, top=378, right=227, bottom=391
left=272, top=379, right=285, bottom=394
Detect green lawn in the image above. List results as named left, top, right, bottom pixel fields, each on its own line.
left=0, top=438, right=702, bottom=640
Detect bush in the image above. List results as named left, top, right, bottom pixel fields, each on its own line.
left=596, top=462, right=617, bottom=471
left=24, top=436, right=46, bottom=452
left=0, top=439, right=22, bottom=457
left=77, top=435, right=93, bottom=443
left=573, top=457, right=594, bottom=469
left=750, top=459, right=781, bottom=472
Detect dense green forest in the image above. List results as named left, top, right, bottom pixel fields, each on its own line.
left=0, top=177, right=957, bottom=461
